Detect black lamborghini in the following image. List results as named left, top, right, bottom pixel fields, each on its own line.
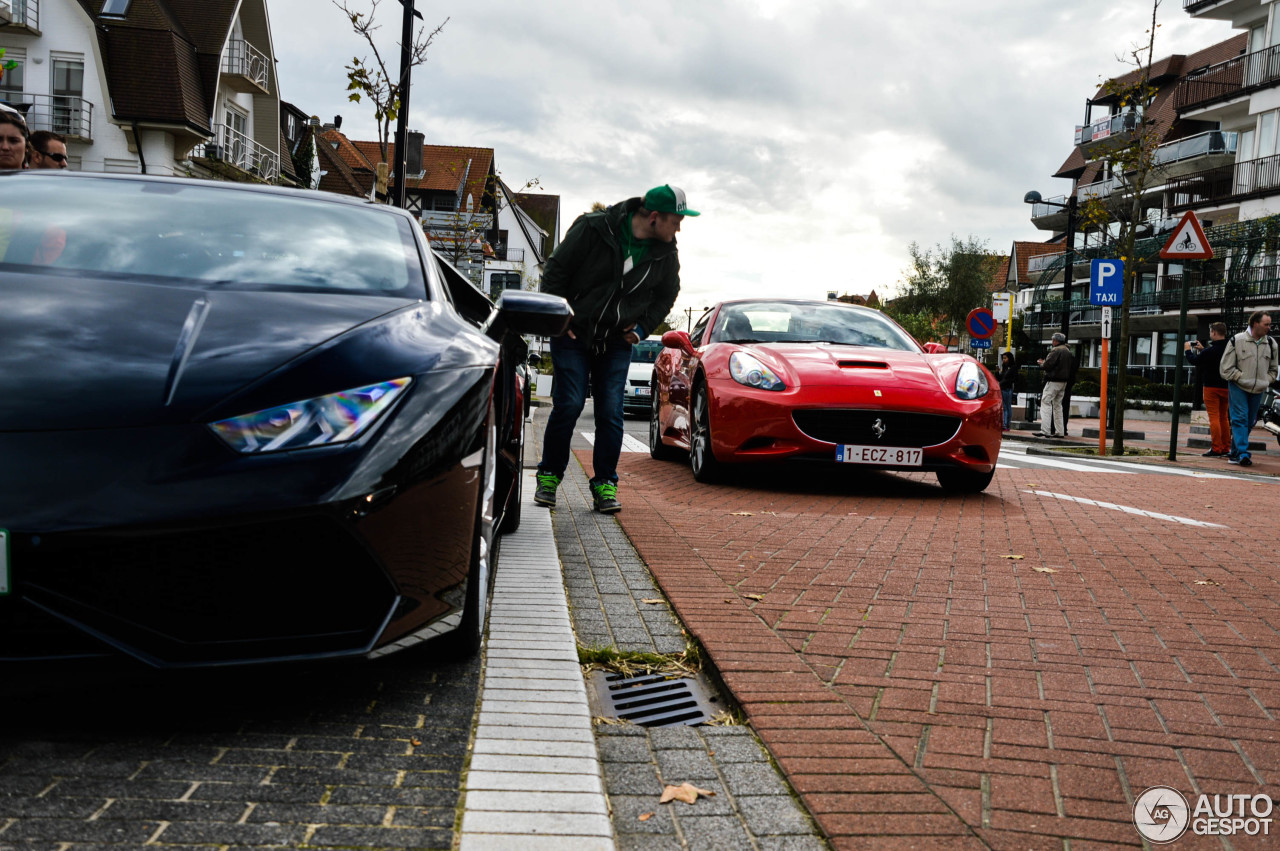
left=0, top=171, right=570, bottom=668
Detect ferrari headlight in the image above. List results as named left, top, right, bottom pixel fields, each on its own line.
left=729, top=351, right=785, bottom=391
left=210, top=378, right=412, bottom=453
left=954, top=361, right=989, bottom=400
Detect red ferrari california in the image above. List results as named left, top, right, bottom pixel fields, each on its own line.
left=648, top=299, right=1002, bottom=492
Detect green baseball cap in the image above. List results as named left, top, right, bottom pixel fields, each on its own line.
left=643, top=184, right=700, bottom=217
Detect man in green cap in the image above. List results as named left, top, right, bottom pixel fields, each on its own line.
left=535, top=184, right=699, bottom=513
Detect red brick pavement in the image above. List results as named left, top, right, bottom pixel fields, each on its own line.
left=600, top=450, right=1280, bottom=850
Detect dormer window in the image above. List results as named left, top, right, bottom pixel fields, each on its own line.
left=101, top=0, right=131, bottom=16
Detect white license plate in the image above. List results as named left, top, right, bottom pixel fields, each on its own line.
left=836, top=445, right=923, bottom=466
left=0, top=529, right=8, bottom=595
left=633, top=387, right=651, bottom=397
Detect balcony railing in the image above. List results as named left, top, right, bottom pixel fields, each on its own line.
left=1074, top=110, right=1141, bottom=148
left=6, top=93, right=92, bottom=139
left=0, top=0, right=37, bottom=29
left=1028, top=194, right=1070, bottom=225
left=1175, top=44, right=1280, bottom=112
left=192, top=123, right=280, bottom=183
left=1027, top=253, right=1065, bottom=274
left=1153, top=130, right=1237, bottom=167
left=222, top=38, right=269, bottom=92
left=1167, top=151, right=1280, bottom=210
left=1076, top=174, right=1127, bottom=201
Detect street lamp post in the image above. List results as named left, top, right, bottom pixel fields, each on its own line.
left=685, top=306, right=709, bottom=333
left=389, top=0, right=423, bottom=210
left=1024, top=190, right=1079, bottom=339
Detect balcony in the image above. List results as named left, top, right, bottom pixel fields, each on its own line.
left=1074, top=110, right=1141, bottom=159
left=1183, top=0, right=1255, bottom=20
left=1029, top=194, right=1070, bottom=230
left=221, top=39, right=270, bottom=95
left=1151, top=130, right=1237, bottom=178
left=7, top=93, right=93, bottom=140
left=1167, top=151, right=1280, bottom=210
left=191, top=123, right=280, bottom=183
left=0, top=0, right=38, bottom=33
left=420, top=209, right=494, bottom=232
left=1175, top=44, right=1280, bottom=113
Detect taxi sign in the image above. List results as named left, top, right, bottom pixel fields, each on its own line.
left=966, top=307, right=996, bottom=340
left=1159, top=211, right=1213, bottom=260
left=1090, top=259, right=1123, bottom=306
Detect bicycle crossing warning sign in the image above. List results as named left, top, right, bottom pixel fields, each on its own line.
left=1159, top=211, right=1213, bottom=260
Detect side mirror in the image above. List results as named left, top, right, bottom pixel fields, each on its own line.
left=494, top=290, right=573, bottom=338
left=661, top=329, right=696, bottom=357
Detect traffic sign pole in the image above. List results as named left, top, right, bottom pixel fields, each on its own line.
left=1099, top=336, right=1109, bottom=456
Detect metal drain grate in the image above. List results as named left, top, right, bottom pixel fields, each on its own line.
left=589, top=670, right=718, bottom=727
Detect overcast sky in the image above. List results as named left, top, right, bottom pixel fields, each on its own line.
left=267, top=0, right=1233, bottom=321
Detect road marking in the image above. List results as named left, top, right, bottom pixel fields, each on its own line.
left=1000, top=455, right=1136, bottom=473
left=583, top=432, right=649, bottom=453
left=1024, top=490, right=1228, bottom=528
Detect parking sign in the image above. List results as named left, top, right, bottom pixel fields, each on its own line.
left=1090, top=259, right=1123, bottom=306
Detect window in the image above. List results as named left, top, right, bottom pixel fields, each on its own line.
left=100, top=0, right=132, bottom=16
left=1129, top=334, right=1153, bottom=367
left=489, top=271, right=520, bottom=298
left=50, top=56, right=85, bottom=136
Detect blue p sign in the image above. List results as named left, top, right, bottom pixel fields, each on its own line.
left=1090, top=259, right=1123, bottom=306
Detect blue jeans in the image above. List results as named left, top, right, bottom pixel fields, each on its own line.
left=1228, top=383, right=1263, bottom=460
left=1001, top=388, right=1014, bottom=428
left=538, top=334, right=632, bottom=484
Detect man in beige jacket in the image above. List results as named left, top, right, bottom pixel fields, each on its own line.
left=1219, top=311, right=1278, bottom=467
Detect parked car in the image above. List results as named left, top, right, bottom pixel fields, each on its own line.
left=0, top=171, right=571, bottom=668
left=623, top=339, right=666, bottom=416
left=648, top=299, right=1002, bottom=492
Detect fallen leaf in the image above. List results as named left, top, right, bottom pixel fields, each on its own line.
left=638, top=812, right=654, bottom=822
left=1002, top=554, right=1025, bottom=560
left=729, top=511, right=753, bottom=516
left=409, top=737, right=422, bottom=747
left=641, top=598, right=665, bottom=604
left=1032, top=566, right=1057, bottom=574
left=1195, top=580, right=1220, bottom=586
left=659, top=782, right=716, bottom=804
left=744, top=593, right=764, bottom=601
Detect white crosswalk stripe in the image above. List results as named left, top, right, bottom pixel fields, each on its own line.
left=583, top=432, right=649, bottom=453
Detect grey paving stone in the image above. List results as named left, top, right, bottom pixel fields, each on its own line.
left=602, top=762, right=663, bottom=796
left=698, top=731, right=771, bottom=763
left=308, top=825, right=453, bottom=848
left=615, top=834, right=684, bottom=851
left=648, top=727, right=704, bottom=749
left=736, top=795, right=819, bottom=836
left=676, top=814, right=756, bottom=849
left=607, top=794, right=678, bottom=835
left=596, top=735, right=653, bottom=763
left=721, top=762, right=792, bottom=797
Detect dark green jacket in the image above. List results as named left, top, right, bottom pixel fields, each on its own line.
left=540, top=198, right=681, bottom=345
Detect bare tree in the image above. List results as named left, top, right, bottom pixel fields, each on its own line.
left=1075, top=0, right=1162, bottom=454
left=332, top=0, right=448, bottom=166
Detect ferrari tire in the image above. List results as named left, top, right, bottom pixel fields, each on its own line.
left=441, top=403, right=499, bottom=658
left=936, top=466, right=995, bottom=494
left=690, top=381, right=725, bottom=483
left=649, top=382, right=682, bottom=461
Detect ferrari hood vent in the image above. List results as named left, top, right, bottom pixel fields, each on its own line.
left=837, top=360, right=889, bottom=369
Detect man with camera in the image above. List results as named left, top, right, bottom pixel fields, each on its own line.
left=1036, top=332, right=1072, bottom=438
left=1186, top=322, right=1230, bottom=457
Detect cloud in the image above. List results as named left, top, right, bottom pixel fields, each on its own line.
left=269, top=0, right=1236, bottom=311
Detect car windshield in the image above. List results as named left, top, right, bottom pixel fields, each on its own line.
left=631, top=340, right=664, bottom=363
left=711, top=301, right=920, bottom=351
left=0, top=175, right=427, bottom=296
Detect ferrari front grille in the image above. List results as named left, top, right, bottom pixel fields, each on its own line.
left=792, top=409, right=961, bottom=447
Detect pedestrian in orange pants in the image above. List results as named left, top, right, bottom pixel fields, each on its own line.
left=1187, top=322, right=1231, bottom=456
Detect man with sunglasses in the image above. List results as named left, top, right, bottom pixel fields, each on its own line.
left=29, top=130, right=68, bottom=169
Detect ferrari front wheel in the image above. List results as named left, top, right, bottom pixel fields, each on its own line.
left=936, top=466, right=994, bottom=494
left=690, top=382, right=724, bottom=483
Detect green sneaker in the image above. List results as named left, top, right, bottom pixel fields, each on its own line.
left=590, top=480, right=621, bottom=514
left=534, top=471, right=561, bottom=507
